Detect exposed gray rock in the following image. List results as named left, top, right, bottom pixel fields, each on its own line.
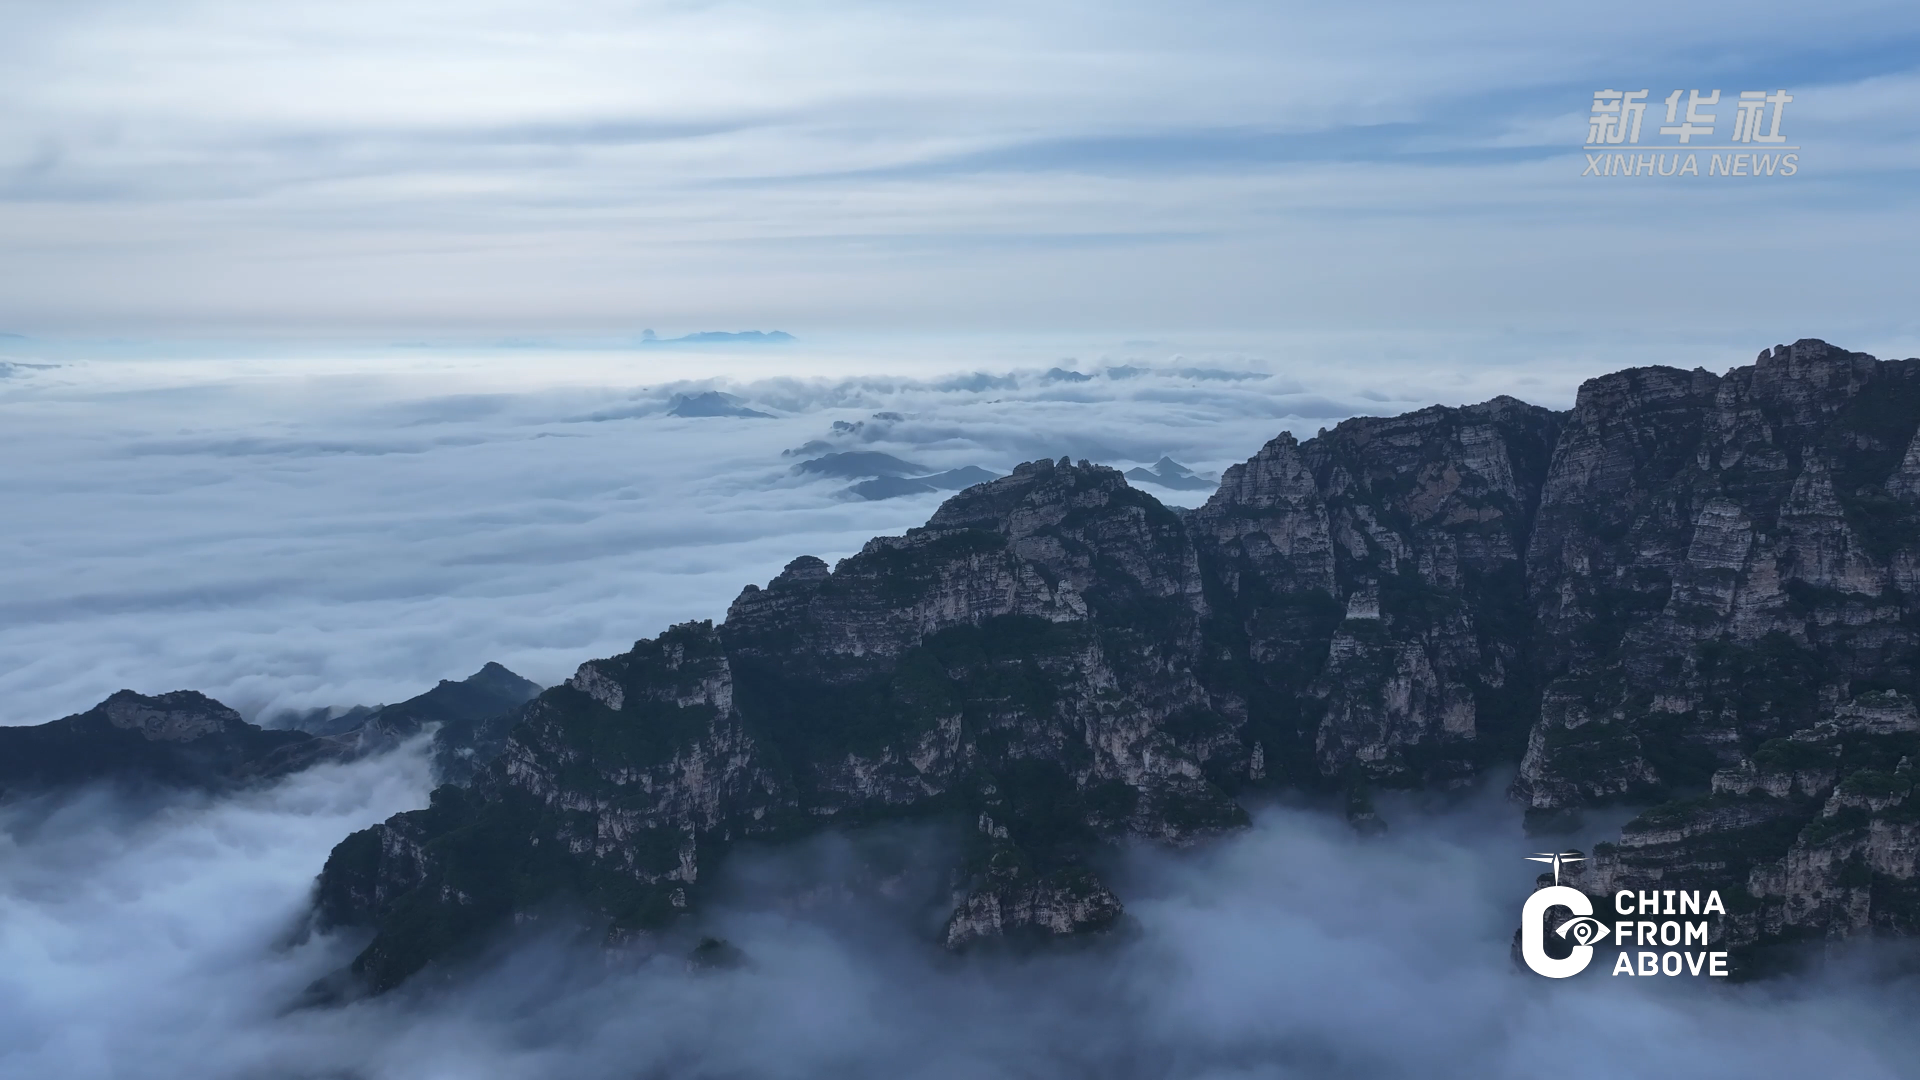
left=314, top=339, right=1920, bottom=989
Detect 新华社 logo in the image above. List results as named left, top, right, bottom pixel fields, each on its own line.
left=1519, top=852, right=1732, bottom=979
left=1581, top=88, right=1799, bottom=177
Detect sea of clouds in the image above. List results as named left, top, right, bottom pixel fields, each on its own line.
left=0, top=331, right=1668, bottom=727
left=8, top=335, right=1920, bottom=1078
left=4, top=740, right=1918, bottom=1080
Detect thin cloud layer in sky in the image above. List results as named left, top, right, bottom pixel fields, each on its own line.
left=0, top=0, right=1916, bottom=337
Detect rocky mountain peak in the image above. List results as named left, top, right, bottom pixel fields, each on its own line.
left=97, top=690, right=244, bottom=742
left=779, top=554, right=832, bottom=583
left=2, top=689, right=328, bottom=801
left=922, top=456, right=1133, bottom=541
left=1753, top=337, right=1879, bottom=381
left=1202, top=431, right=1311, bottom=513
left=312, top=340, right=1920, bottom=989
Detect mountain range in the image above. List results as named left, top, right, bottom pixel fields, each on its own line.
left=1123, top=456, right=1216, bottom=491
left=0, top=664, right=542, bottom=803
left=16, top=338, right=1920, bottom=993
left=666, top=391, right=774, bottom=418
left=305, top=339, right=1920, bottom=990
left=790, top=451, right=1004, bottom=500
left=642, top=331, right=796, bottom=347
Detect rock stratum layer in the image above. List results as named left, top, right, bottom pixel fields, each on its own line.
left=316, top=340, right=1920, bottom=988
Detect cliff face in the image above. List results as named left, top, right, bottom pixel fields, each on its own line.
left=1517, top=340, right=1920, bottom=814
left=316, top=340, right=1920, bottom=988
left=319, top=460, right=1234, bottom=989
left=1573, top=690, right=1920, bottom=953
left=1190, top=395, right=1562, bottom=788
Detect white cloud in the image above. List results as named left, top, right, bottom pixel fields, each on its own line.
left=0, top=335, right=1719, bottom=726
left=0, top=736, right=438, bottom=1075
left=9, top=332, right=1912, bottom=727
left=3, top=750, right=1916, bottom=1079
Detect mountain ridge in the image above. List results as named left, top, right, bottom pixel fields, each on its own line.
left=289, top=339, right=1920, bottom=986
left=0, top=664, right=543, bottom=803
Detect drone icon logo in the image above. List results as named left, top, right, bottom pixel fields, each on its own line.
left=1525, top=851, right=1584, bottom=885
left=1519, top=852, right=1606, bottom=977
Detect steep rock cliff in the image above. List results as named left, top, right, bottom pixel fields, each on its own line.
left=1191, top=396, right=1561, bottom=787
left=1517, top=341, right=1920, bottom=813
left=318, top=461, right=1239, bottom=990
left=315, top=340, right=1920, bottom=987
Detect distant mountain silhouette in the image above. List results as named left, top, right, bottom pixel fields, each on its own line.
left=0, top=663, right=541, bottom=803
left=642, top=331, right=794, bottom=346
left=846, top=466, right=1001, bottom=501
left=1124, top=456, right=1216, bottom=491
left=277, top=662, right=544, bottom=779
left=792, top=452, right=931, bottom=478
left=845, top=475, right=940, bottom=499
left=668, top=391, right=774, bottom=418
left=790, top=453, right=1001, bottom=499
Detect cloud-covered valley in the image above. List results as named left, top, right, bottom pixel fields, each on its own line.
left=0, top=334, right=1635, bottom=728
left=4, top=742, right=1918, bottom=1080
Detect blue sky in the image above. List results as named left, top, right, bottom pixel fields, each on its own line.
left=1, top=0, right=1916, bottom=341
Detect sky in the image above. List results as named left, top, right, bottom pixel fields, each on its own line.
left=1, top=0, right=1917, bottom=340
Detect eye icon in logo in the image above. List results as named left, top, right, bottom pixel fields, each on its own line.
left=1555, top=916, right=1611, bottom=947
left=1520, top=853, right=1600, bottom=978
